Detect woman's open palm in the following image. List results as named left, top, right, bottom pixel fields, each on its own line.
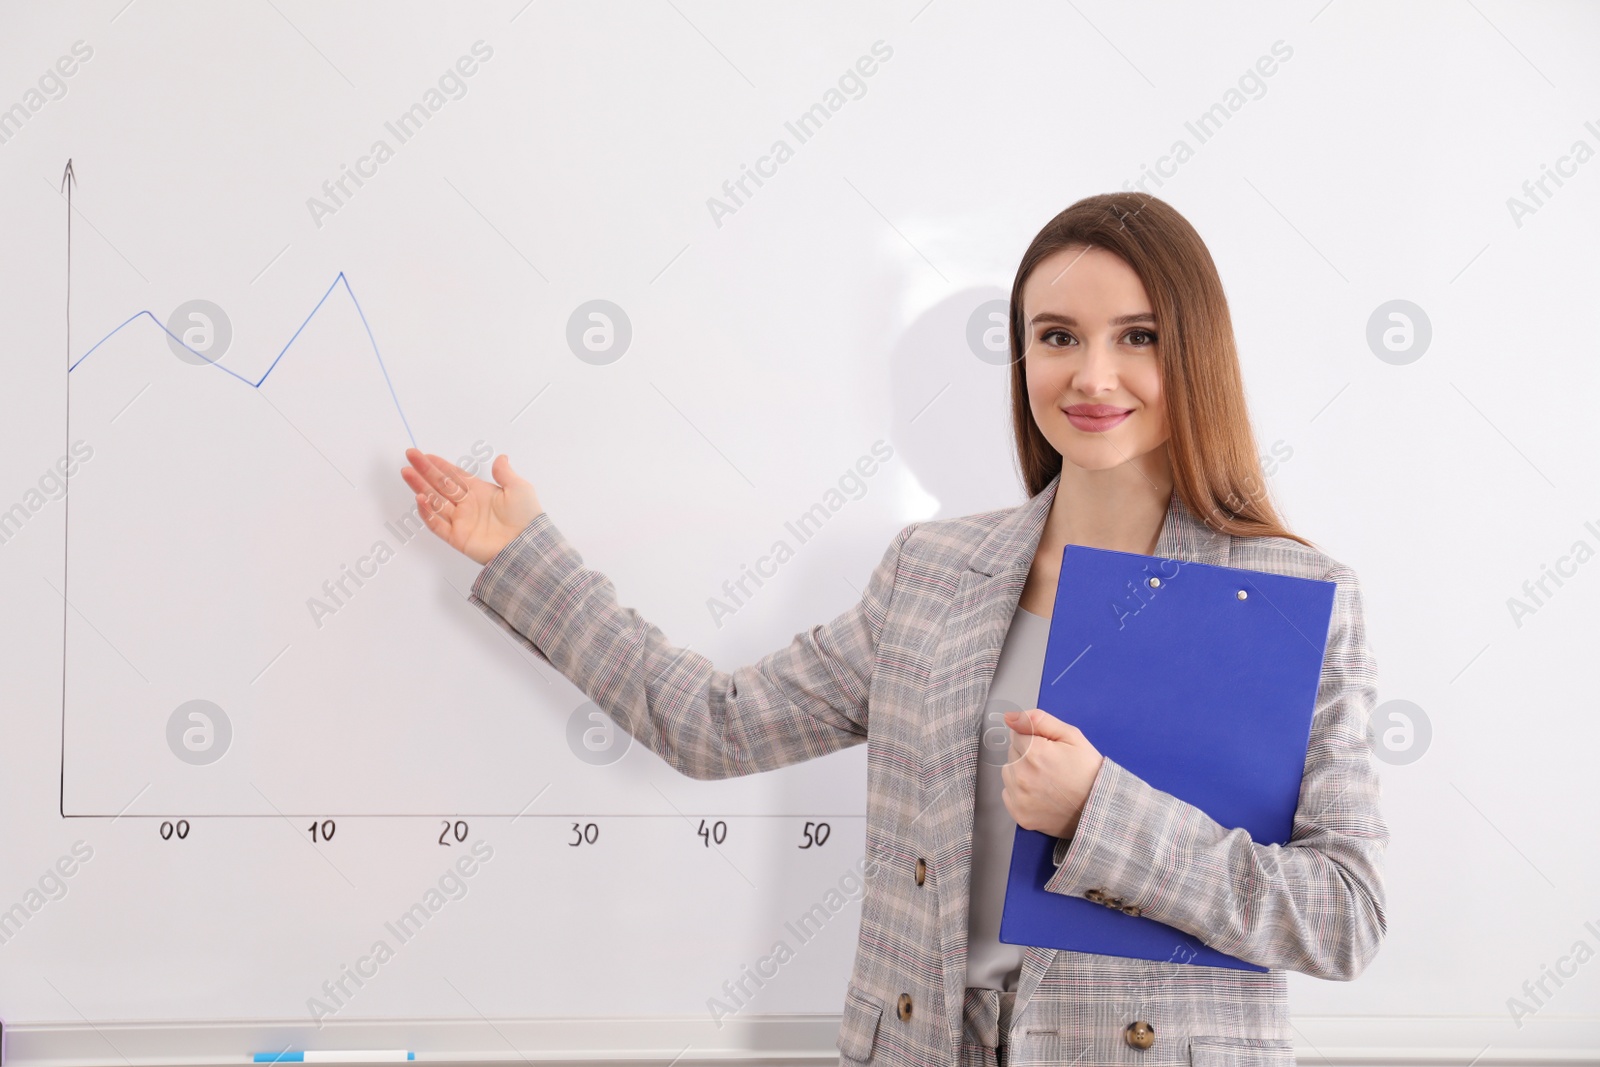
left=400, top=447, right=543, bottom=565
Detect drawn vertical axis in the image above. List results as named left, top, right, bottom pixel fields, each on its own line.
left=60, top=158, right=75, bottom=820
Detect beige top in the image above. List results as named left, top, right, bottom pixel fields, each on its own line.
left=964, top=602, right=1051, bottom=991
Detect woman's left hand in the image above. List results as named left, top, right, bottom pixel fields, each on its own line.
left=1000, top=708, right=1105, bottom=839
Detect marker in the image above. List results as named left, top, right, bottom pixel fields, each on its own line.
left=253, top=1054, right=414, bottom=1063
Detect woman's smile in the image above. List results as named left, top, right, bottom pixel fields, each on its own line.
left=1062, top=403, right=1133, bottom=433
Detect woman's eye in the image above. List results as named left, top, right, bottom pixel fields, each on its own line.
left=1042, top=328, right=1075, bottom=347
left=1125, top=329, right=1157, bottom=347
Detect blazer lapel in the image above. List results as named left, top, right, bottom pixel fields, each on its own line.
left=923, top=471, right=1233, bottom=1051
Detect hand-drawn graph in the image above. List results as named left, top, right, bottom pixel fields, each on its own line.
left=70, top=271, right=416, bottom=444
left=57, top=164, right=868, bottom=822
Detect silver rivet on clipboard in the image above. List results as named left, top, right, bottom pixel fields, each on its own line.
left=1147, top=577, right=1161, bottom=588
left=1237, top=589, right=1248, bottom=600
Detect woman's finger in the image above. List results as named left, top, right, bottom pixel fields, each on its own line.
left=426, top=489, right=457, bottom=524
left=399, top=465, right=431, bottom=497
left=415, top=491, right=446, bottom=529
left=426, top=453, right=481, bottom=503
left=490, top=453, right=528, bottom=490
left=402, top=468, right=457, bottom=522
left=415, top=491, right=457, bottom=538
left=404, top=447, right=463, bottom=503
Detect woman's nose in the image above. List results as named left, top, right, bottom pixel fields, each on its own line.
left=1070, top=341, right=1120, bottom=396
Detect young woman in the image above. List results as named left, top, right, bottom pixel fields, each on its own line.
left=400, top=192, right=1388, bottom=1067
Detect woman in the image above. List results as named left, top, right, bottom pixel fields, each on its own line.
left=399, top=192, right=1388, bottom=1067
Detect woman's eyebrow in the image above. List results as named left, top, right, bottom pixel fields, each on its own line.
left=1029, top=311, right=1156, bottom=327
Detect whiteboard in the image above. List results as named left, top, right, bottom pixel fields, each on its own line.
left=1, top=1, right=1597, bottom=1062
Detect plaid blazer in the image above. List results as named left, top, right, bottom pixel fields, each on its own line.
left=469, top=471, right=1389, bottom=1066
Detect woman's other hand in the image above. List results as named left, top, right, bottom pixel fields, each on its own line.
left=1000, top=708, right=1105, bottom=839
left=400, top=447, right=543, bottom=564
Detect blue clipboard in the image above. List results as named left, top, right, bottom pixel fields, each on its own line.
left=997, top=544, right=1337, bottom=971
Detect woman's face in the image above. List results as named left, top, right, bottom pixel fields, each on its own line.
left=1019, top=244, right=1170, bottom=474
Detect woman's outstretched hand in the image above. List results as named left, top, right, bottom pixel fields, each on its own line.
left=400, top=447, right=543, bottom=565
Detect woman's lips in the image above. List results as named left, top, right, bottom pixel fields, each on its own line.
left=1063, top=406, right=1131, bottom=432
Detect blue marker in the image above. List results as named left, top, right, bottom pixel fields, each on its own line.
left=253, top=1053, right=414, bottom=1063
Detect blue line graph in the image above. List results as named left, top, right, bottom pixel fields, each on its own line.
left=67, top=272, right=417, bottom=447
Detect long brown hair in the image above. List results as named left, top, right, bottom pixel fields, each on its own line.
left=1008, top=192, right=1313, bottom=548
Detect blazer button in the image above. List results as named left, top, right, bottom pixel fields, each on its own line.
left=1085, top=888, right=1106, bottom=903
left=1124, top=1020, right=1155, bottom=1050
left=1120, top=903, right=1143, bottom=917
left=914, top=858, right=926, bottom=886
left=897, top=993, right=913, bottom=1021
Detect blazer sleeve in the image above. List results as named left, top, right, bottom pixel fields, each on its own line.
left=1041, top=565, right=1390, bottom=981
left=467, top=510, right=917, bottom=781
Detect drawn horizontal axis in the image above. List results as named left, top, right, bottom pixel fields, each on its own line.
left=62, top=812, right=870, bottom=819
